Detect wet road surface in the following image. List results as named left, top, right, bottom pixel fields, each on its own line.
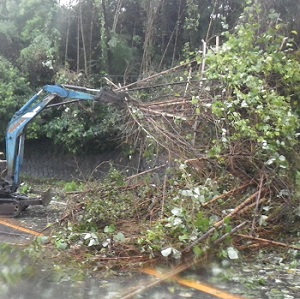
left=0, top=202, right=248, bottom=299
left=1, top=202, right=300, bottom=299
left=0, top=218, right=41, bottom=244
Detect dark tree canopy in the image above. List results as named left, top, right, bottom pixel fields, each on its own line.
left=0, top=0, right=299, bottom=152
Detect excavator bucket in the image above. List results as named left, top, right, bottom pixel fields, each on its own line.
left=41, top=188, right=53, bottom=206
left=94, top=87, right=126, bottom=107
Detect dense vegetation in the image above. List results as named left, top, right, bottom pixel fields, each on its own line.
left=1, top=0, right=300, bottom=266
left=1, top=0, right=298, bottom=152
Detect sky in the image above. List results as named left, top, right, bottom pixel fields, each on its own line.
left=58, top=0, right=78, bottom=7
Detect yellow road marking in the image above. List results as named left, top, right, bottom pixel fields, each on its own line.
left=141, top=267, right=247, bottom=299
left=0, top=219, right=44, bottom=237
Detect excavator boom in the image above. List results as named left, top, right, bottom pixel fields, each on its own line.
left=0, top=84, right=123, bottom=217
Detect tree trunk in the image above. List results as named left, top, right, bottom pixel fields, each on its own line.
left=64, top=10, right=71, bottom=68
left=88, top=6, right=95, bottom=75
left=140, top=0, right=163, bottom=77
left=172, top=0, right=184, bottom=66
left=205, top=0, right=219, bottom=43
left=79, top=1, right=88, bottom=75
left=112, top=0, right=123, bottom=33
left=159, top=0, right=184, bottom=68
left=77, top=13, right=80, bottom=73
left=101, top=0, right=112, bottom=74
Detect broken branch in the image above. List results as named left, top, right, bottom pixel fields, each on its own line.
left=237, top=234, right=300, bottom=251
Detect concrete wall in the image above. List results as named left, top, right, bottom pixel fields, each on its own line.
left=1, top=139, right=139, bottom=181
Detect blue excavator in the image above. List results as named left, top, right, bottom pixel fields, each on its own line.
left=0, top=84, right=124, bottom=217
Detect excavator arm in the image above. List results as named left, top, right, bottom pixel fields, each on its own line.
left=0, top=84, right=122, bottom=217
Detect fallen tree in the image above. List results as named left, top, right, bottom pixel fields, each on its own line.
left=50, top=3, right=300, bottom=269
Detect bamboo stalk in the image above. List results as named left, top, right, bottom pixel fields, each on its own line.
left=183, top=189, right=268, bottom=252
left=144, top=99, right=191, bottom=108
left=214, top=189, right=267, bottom=228
left=120, top=222, right=248, bottom=298
left=139, top=106, right=187, bottom=120
left=251, top=174, right=265, bottom=234
left=116, top=59, right=198, bottom=91
left=238, top=197, right=268, bottom=215
left=213, top=221, right=249, bottom=245
left=236, top=234, right=300, bottom=251
left=202, top=182, right=254, bottom=207
left=125, top=164, right=166, bottom=181
left=119, top=254, right=208, bottom=299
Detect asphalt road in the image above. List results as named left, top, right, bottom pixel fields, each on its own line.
left=0, top=202, right=247, bottom=299
left=0, top=199, right=64, bottom=244
left=0, top=219, right=36, bottom=244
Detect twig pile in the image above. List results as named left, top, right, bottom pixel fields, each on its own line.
left=31, top=62, right=300, bottom=288
left=108, top=65, right=299, bottom=252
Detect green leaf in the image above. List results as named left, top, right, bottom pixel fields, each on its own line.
left=104, top=224, right=116, bottom=234
left=191, top=96, right=198, bottom=105
left=193, top=246, right=203, bottom=257
left=55, top=239, right=68, bottom=250
left=114, top=232, right=125, bottom=242
left=195, top=212, right=210, bottom=232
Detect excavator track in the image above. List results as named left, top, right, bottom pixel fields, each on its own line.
left=0, top=188, right=52, bottom=217
left=0, top=199, right=22, bottom=217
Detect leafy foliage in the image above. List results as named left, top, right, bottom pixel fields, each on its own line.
left=3, top=0, right=300, bottom=155
left=1, top=0, right=300, bottom=265
left=43, top=102, right=121, bottom=154
left=108, top=32, right=140, bottom=80
left=0, top=56, right=31, bottom=141
left=18, top=34, right=57, bottom=86
left=0, top=0, right=60, bottom=86
left=204, top=2, right=300, bottom=185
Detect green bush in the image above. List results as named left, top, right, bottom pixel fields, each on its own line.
left=204, top=3, right=300, bottom=184
left=0, top=56, right=31, bottom=141
left=43, top=102, right=121, bottom=154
